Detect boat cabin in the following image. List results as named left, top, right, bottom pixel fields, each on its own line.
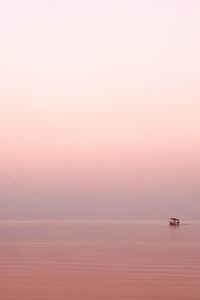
left=169, top=218, right=180, bottom=226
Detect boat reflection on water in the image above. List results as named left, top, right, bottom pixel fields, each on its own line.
left=169, top=218, right=180, bottom=226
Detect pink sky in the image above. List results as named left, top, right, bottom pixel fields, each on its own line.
left=0, top=0, right=200, bottom=219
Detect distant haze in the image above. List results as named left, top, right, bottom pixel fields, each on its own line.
left=0, top=0, right=200, bottom=220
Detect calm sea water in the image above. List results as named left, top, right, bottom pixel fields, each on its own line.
left=0, top=220, right=200, bottom=300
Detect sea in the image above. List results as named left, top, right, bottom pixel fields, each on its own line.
left=0, top=220, right=200, bottom=300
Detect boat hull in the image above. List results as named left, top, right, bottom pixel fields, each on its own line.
left=169, top=221, right=179, bottom=226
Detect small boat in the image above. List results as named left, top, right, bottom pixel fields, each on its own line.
left=169, top=218, right=180, bottom=226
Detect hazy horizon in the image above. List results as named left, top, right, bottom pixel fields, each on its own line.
left=1, top=0, right=200, bottom=220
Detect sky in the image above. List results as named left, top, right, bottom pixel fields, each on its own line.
left=0, top=0, right=200, bottom=220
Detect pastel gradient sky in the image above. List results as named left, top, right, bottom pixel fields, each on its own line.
left=1, top=0, right=200, bottom=219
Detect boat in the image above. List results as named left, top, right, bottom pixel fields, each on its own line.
left=169, top=218, right=180, bottom=226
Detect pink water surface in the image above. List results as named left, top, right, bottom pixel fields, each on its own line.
left=0, top=220, right=200, bottom=300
